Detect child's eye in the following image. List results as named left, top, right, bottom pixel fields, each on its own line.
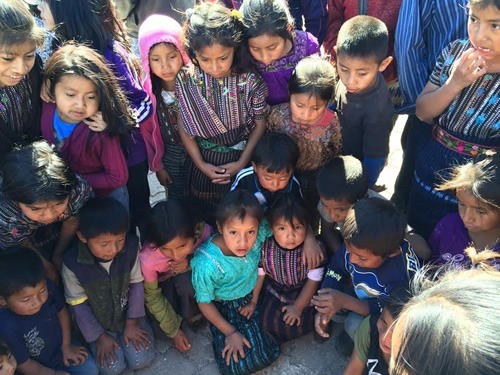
left=219, top=57, right=228, bottom=61
left=491, top=23, right=500, bottom=30
left=358, top=73, right=368, bottom=77
left=25, top=54, right=36, bottom=60
left=268, top=45, right=277, bottom=51
left=295, top=225, right=303, bottom=231
left=278, top=226, right=285, bottom=231
left=151, top=58, right=159, bottom=62
left=66, top=93, right=75, bottom=97
left=1, top=57, right=13, bottom=62
left=477, top=209, right=488, bottom=215
left=469, top=15, right=478, bottom=23
left=248, top=230, right=256, bottom=235
left=87, top=95, right=97, bottom=100
left=229, top=231, right=237, bottom=235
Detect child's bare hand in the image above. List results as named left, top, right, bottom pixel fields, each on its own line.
left=172, top=329, right=191, bottom=353
left=311, top=288, right=345, bottom=315
left=96, top=333, right=120, bottom=368
left=222, top=331, right=251, bottom=366
left=448, top=47, right=487, bottom=90
left=40, top=80, right=54, bottom=103
left=201, top=162, right=231, bottom=184
left=314, top=312, right=333, bottom=338
left=282, top=304, right=302, bottom=326
left=61, top=344, right=89, bottom=367
left=156, top=168, right=172, bottom=186
left=170, top=258, right=190, bottom=274
left=302, top=240, right=324, bottom=269
left=123, top=319, right=152, bottom=352
left=83, top=111, right=108, bottom=132
left=238, top=301, right=256, bottom=319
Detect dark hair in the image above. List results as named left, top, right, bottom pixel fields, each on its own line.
left=0, top=140, right=77, bottom=204
left=336, top=15, right=389, bottom=63
left=0, top=247, right=45, bottom=298
left=216, top=190, right=264, bottom=227
left=316, top=156, right=369, bottom=204
left=78, top=197, right=129, bottom=239
left=469, top=0, right=500, bottom=9
left=289, top=56, right=336, bottom=102
left=240, top=0, right=294, bottom=43
left=252, top=132, right=299, bottom=173
left=143, top=200, right=197, bottom=248
left=384, top=287, right=412, bottom=320
left=182, top=2, right=249, bottom=73
left=343, top=198, right=406, bottom=256
left=0, top=337, right=11, bottom=357
left=0, top=0, right=44, bottom=48
left=268, top=195, right=309, bottom=228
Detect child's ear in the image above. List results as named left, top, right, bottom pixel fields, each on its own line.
left=378, top=56, right=393, bottom=73
left=76, top=231, right=87, bottom=244
left=0, top=296, right=7, bottom=307
left=216, top=221, right=223, bottom=234
left=333, top=46, right=338, bottom=56
left=251, top=162, right=257, bottom=171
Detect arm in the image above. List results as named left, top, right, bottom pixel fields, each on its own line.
left=343, top=351, right=365, bottom=375
left=282, top=279, right=321, bottom=326
left=17, top=359, right=69, bottom=375
left=139, top=114, right=165, bottom=173
left=238, top=274, right=265, bottom=319
left=57, top=307, right=89, bottom=367
left=405, top=230, right=431, bottom=261
left=312, top=288, right=370, bottom=317
left=52, top=216, right=79, bottom=269
left=143, top=280, right=182, bottom=337
left=344, top=316, right=371, bottom=375
left=319, top=219, right=342, bottom=254
left=302, top=227, right=324, bottom=269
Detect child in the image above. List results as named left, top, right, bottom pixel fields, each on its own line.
left=429, top=153, right=500, bottom=266
left=140, top=199, right=213, bottom=352
left=230, top=132, right=303, bottom=211
left=138, top=15, right=191, bottom=198
left=268, top=56, right=342, bottom=221
left=255, top=196, right=325, bottom=342
left=343, top=288, right=412, bottom=375
left=0, top=247, right=99, bottom=375
left=41, top=44, right=133, bottom=208
left=0, top=338, right=16, bottom=375
left=0, top=0, right=44, bottom=160
left=333, top=15, right=394, bottom=188
left=312, top=198, right=420, bottom=352
left=409, top=0, right=500, bottom=239
left=61, top=197, right=155, bottom=374
left=177, top=2, right=268, bottom=223
left=191, top=190, right=280, bottom=374
left=240, top=0, right=320, bottom=105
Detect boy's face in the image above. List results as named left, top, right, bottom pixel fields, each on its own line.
left=0, top=280, right=48, bottom=316
left=252, top=163, right=293, bottom=193
left=377, top=307, right=395, bottom=356
left=320, top=196, right=353, bottom=224
left=335, top=51, right=392, bottom=95
left=346, top=242, right=386, bottom=269
left=77, top=231, right=127, bottom=262
left=0, top=353, right=16, bottom=375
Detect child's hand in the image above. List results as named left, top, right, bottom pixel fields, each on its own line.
left=96, top=332, right=120, bottom=368
left=200, top=162, right=231, bottom=184
left=238, top=301, right=257, bottom=319
left=222, top=331, right=251, bottom=366
left=302, top=238, right=324, bottom=269
left=61, top=344, right=89, bottom=367
left=448, top=47, right=487, bottom=90
left=311, top=288, right=345, bottom=315
left=170, top=258, right=190, bottom=275
left=172, top=328, right=191, bottom=353
left=314, top=312, right=333, bottom=338
left=123, top=319, right=152, bottom=352
left=83, top=111, right=108, bottom=132
left=282, top=304, right=302, bottom=326
left=156, top=168, right=172, bottom=186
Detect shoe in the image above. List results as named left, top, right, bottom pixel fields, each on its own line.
left=335, top=329, right=354, bottom=356
left=185, top=313, right=207, bottom=332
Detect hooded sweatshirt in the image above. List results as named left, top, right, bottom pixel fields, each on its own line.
left=138, top=15, right=190, bottom=172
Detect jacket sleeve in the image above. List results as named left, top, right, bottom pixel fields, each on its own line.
left=323, top=0, right=345, bottom=57
left=144, top=280, right=182, bottom=337
left=139, top=111, right=165, bottom=172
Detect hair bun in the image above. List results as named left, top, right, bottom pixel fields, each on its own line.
left=185, top=8, right=195, bottom=21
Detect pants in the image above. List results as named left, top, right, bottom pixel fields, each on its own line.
left=160, top=271, right=199, bottom=320
left=127, top=161, right=151, bottom=237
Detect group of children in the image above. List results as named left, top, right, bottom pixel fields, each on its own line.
left=0, top=0, right=499, bottom=374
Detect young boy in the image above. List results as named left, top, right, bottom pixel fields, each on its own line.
left=333, top=15, right=394, bottom=188
left=61, top=197, right=155, bottom=375
left=312, top=198, right=420, bottom=353
left=0, top=338, right=16, bottom=375
left=0, top=247, right=98, bottom=375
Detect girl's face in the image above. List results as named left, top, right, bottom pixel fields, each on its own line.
left=272, top=216, right=306, bottom=250
left=38, top=0, right=56, bottom=30
left=218, top=215, right=259, bottom=257
left=0, top=41, right=37, bottom=87
left=377, top=307, right=395, bottom=356
left=467, top=4, right=500, bottom=68
left=0, top=352, right=16, bottom=375
left=149, top=43, right=184, bottom=91
left=159, top=236, right=196, bottom=262
left=18, top=197, right=69, bottom=225
left=247, top=33, right=291, bottom=66
left=195, top=43, right=234, bottom=79
left=290, top=93, right=327, bottom=126
left=53, top=75, right=99, bottom=124
left=457, top=189, right=500, bottom=234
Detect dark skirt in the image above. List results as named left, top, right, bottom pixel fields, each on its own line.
left=211, top=294, right=280, bottom=375
left=163, top=143, right=189, bottom=200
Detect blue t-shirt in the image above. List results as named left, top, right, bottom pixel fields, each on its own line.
left=53, top=110, right=77, bottom=143
left=0, top=280, right=65, bottom=368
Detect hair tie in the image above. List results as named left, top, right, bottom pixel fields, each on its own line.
left=185, top=8, right=195, bottom=21
left=231, top=9, right=242, bottom=21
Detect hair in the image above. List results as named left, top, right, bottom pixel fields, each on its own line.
left=0, top=140, right=77, bottom=204
left=469, top=0, right=500, bottom=10
left=216, top=189, right=264, bottom=227
left=240, top=0, right=294, bottom=43
left=77, top=197, right=129, bottom=239
left=0, top=246, right=45, bottom=299
left=267, top=195, right=309, bottom=228
left=336, top=15, right=389, bottom=63
left=182, top=2, right=249, bottom=73
left=143, top=200, right=197, bottom=248
left=343, top=198, right=406, bottom=256
left=390, top=248, right=500, bottom=375
left=384, top=287, right=412, bottom=321
left=0, top=0, right=44, bottom=49
left=289, top=56, right=336, bottom=102
left=252, top=132, right=299, bottom=173
left=436, top=152, right=500, bottom=210
left=316, top=156, right=369, bottom=204
left=0, top=337, right=11, bottom=357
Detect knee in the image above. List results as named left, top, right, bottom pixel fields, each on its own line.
left=126, top=346, right=156, bottom=370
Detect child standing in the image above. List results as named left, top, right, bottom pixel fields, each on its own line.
left=191, top=190, right=280, bottom=374
left=138, top=15, right=191, bottom=198
left=41, top=44, right=133, bottom=208
left=61, top=198, right=155, bottom=375
left=0, top=338, right=16, bottom=375
left=140, top=200, right=213, bottom=352
left=240, top=0, right=319, bottom=105
left=177, top=2, right=268, bottom=223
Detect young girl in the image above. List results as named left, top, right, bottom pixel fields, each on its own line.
left=249, top=195, right=325, bottom=342
left=240, top=0, right=319, bottom=105
left=429, top=153, right=500, bottom=266
left=268, top=56, right=342, bottom=224
left=0, top=0, right=44, bottom=160
left=138, top=15, right=191, bottom=199
left=140, top=199, right=213, bottom=353
left=0, top=338, right=15, bottom=375
left=41, top=44, right=133, bottom=208
left=409, top=0, right=500, bottom=239
left=177, top=2, right=268, bottom=223
left=191, top=190, right=280, bottom=374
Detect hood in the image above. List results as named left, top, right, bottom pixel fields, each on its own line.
left=138, top=14, right=190, bottom=98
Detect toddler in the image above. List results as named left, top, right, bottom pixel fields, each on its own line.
left=0, top=338, right=16, bottom=375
